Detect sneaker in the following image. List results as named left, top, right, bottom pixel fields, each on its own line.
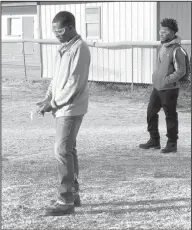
left=45, top=201, right=74, bottom=216
left=50, top=194, right=81, bottom=207
left=139, top=138, right=160, bottom=149
left=161, top=142, right=177, bottom=154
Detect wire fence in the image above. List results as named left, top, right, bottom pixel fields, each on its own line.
left=2, top=39, right=191, bottom=95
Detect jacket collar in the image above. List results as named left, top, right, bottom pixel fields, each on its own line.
left=58, top=34, right=81, bottom=55
left=161, top=35, right=181, bottom=47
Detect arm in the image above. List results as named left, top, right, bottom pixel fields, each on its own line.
left=44, top=80, right=53, bottom=101
left=36, top=80, right=53, bottom=109
left=37, top=52, right=60, bottom=105
left=165, top=47, right=186, bottom=84
left=51, top=45, right=90, bottom=109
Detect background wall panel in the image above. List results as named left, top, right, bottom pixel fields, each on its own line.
left=40, top=2, right=157, bottom=83
left=158, top=2, right=191, bottom=57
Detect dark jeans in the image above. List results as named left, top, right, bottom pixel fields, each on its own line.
left=55, top=115, right=84, bottom=204
left=147, top=88, right=179, bottom=142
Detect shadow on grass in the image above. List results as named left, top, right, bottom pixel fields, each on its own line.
left=74, top=197, right=190, bottom=215
left=75, top=197, right=189, bottom=208
left=77, top=205, right=189, bottom=215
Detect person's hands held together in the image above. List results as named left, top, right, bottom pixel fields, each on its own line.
left=36, top=100, right=51, bottom=116
left=39, top=101, right=53, bottom=114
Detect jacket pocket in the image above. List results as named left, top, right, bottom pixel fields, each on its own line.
left=163, top=77, right=177, bottom=88
left=152, top=71, right=166, bottom=89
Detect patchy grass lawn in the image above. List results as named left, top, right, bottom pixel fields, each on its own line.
left=2, top=78, right=191, bottom=230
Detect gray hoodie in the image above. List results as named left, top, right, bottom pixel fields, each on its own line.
left=152, top=36, right=186, bottom=91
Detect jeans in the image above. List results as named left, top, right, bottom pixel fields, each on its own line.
left=55, top=115, right=84, bottom=204
left=147, top=88, right=179, bottom=142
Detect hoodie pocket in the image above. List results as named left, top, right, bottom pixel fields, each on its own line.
left=163, top=76, right=177, bottom=88
left=152, top=71, right=168, bottom=89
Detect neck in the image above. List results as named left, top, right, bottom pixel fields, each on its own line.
left=66, top=31, right=78, bottom=42
left=161, top=35, right=176, bottom=44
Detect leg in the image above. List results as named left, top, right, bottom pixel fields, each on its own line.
left=160, top=89, right=179, bottom=142
left=72, top=140, right=79, bottom=189
left=147, top=88, right=162, bottom=139
left=160, top=89, right=179, bottom=153
left=139, top=88, right=162, bottom=149
left=55, top=115, right=84, bottom=204
left=49, top=139, right=81, bottom=207
left=71, top=140, right=81, bottom=206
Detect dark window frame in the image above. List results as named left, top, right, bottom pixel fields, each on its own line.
left=7, top=16, right=22, bottom=37
left=85, top=6, right=101, bottom=39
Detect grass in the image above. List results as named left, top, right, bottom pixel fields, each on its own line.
left=2, top=78, right=191, bottom=230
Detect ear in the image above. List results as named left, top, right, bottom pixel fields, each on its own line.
left=68, top=25, right=74, bottom=30
left=171, top=29, right=176, bottom=35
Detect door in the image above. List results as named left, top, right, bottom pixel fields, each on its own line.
left=22, top=16, right=34, bottom=54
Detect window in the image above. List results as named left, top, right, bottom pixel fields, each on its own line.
left=85, top=7, right=101, bottom=39
left=7, top=17, right=22, bottom=36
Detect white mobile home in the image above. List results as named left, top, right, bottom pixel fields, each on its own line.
left=2, top=1, right=191, bottom=83
left=1, top=2, right=39, bottom=55
left=40, top=1, right=158, bottom=83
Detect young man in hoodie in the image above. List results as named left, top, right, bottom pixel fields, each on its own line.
left=36, top=11, right=91, bottom=215
left=139, top=18, right=186, bottom=153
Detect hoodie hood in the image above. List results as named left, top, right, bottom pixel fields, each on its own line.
left=163, top=36, right=181, bottom=47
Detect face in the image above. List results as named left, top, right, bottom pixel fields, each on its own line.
left=52, top=21, right=70, bottom=43
left=159, top=26, right=175, bottom=42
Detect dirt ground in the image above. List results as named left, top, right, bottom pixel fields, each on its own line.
left=2, top=78, right=191, bottom=230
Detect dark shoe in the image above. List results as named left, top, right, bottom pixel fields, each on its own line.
left=161, top=142, right=177, bottom=154
left=139, top=138, right=160, bottom=149
left=50, top=194, right=81, bottom=207
left=45, top=202, right=74, bottom=216
left=74, top=194, right=81, bottom=207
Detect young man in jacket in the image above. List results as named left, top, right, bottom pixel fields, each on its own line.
left=139, top=18, right=186, bottom=153
left=37, top=11, right=91, bottom=215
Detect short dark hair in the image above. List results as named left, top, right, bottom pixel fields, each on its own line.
left=160, top=18, right=179, bottom=33
left=52, top=11, right=76, bottom=28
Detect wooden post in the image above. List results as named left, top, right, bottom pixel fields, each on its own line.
left=22, top=33, right=27, bottom=79
left=131, top=47, right=134, bottom=94
left=37, top=2, right=43, bottom=78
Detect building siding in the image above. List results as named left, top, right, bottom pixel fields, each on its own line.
left=2, top=5, right=39, bottom=56
left=2, top=2, right=190, bottom=82
left=2, top=5, right=42, bottom=79
left=158, top=2, right=191, bottom=57
left=40, top=2, right=157, bottom=83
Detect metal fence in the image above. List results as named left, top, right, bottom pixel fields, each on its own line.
left=2, top=39, right=191, bottom=93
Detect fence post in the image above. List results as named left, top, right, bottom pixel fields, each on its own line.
left=37, top=3, right=43, bottom=78
left=131, top=46, right=134, bottom=95
left=22, top=34, right=27, bottom=80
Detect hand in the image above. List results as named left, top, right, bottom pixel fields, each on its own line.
left=37, top=109, right=45, bottom=116
left=164, top=75, right=173, bottom=85
left=39, top=101, right=53, bottom=113
left=36, top=99, right=51, bottom=114
left=36, top=101, right=44, bottom=107
left=36, top=99, right=48, bottom=107
left=36, top=101, right=46, bottom=116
